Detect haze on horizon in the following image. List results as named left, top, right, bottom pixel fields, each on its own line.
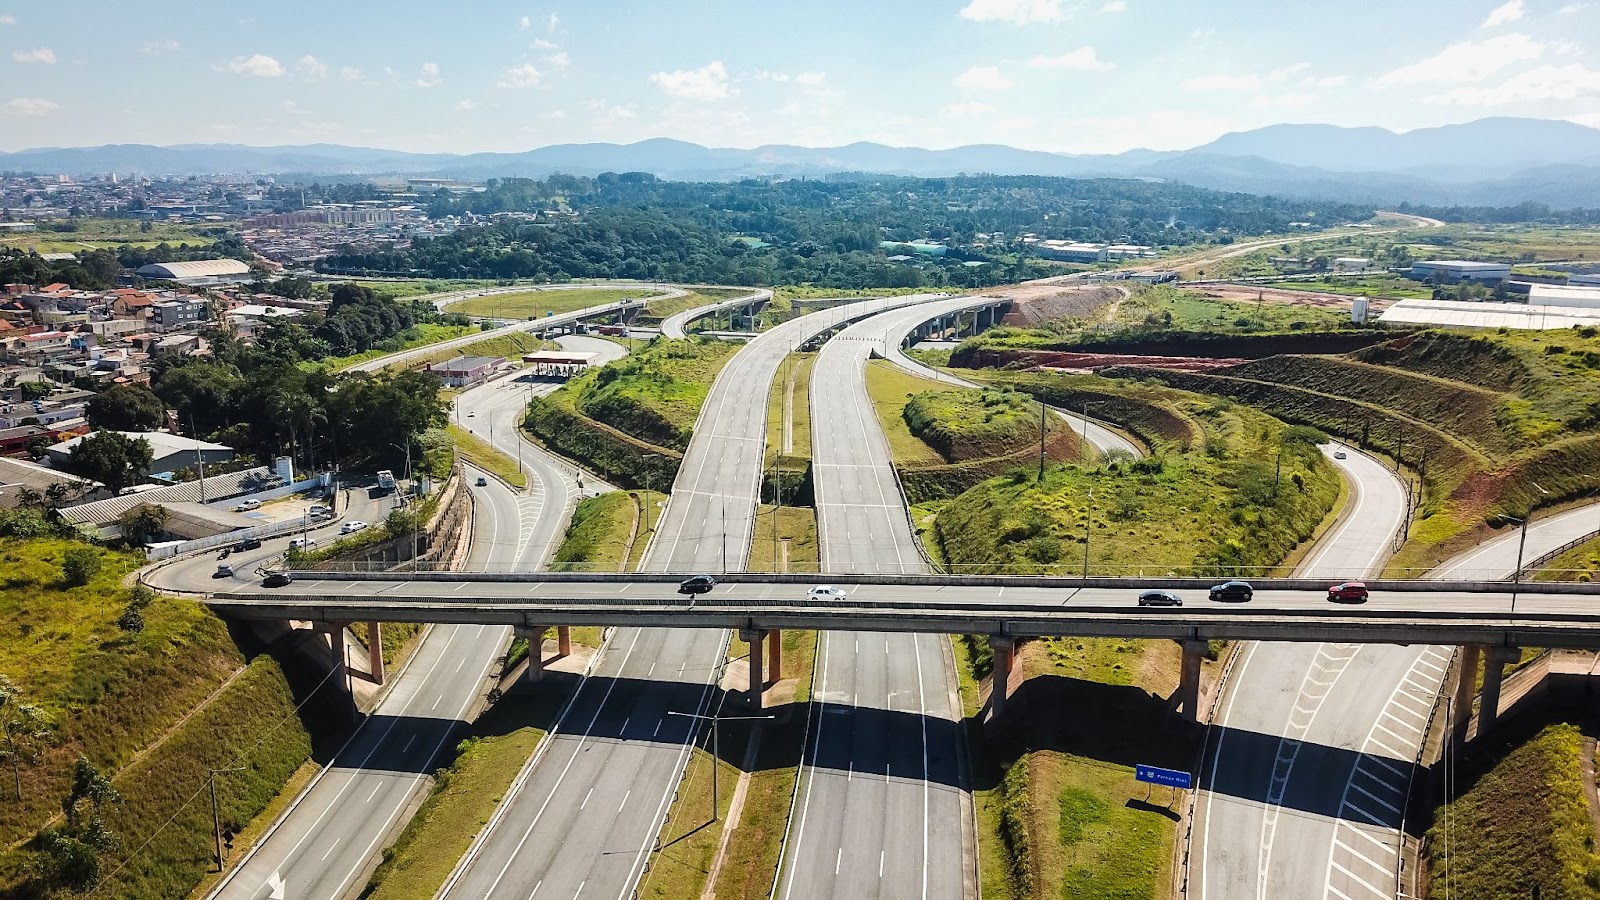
left=1, top=0, right=1598, bottom=156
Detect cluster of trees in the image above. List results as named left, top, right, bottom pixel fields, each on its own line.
left=315, top=283, right=421, bottom=356
left=321, top=173, right=1371, bottom=289
left=1399, top=200, right=1600, bottom=225
left=0, top=247, right=123, bottom=290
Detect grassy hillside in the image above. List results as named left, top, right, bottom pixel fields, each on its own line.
left=1425, top=723, right=1600, bottom=899
left=904, top=388, right=1045, bottom=463
left=933, top=386, right=1339, bottom=576
left=445, top=287, right=662, bottom=319
left=549, top=490, right=666, bottom=573
left=570, top=338, right=740, bottom=450
left=0, top=536, right=323, bottom=898
left=969, top=371, right=1203, bottom=451
left=403, top=329, right=550, bottom=371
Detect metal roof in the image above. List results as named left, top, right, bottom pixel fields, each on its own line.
left=134, top=259, right=252, bottom=279
left=1378, top=298, right=1600, bottom=330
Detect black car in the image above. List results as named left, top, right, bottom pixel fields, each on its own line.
left=678, top=575, right=716, bottom=595
left=262, top=572, right=294, bottom=588
left=233, top=537, right=263, bottom=552
left=1208, top=580, right=1254, bottom=602
left=1137, top=589, right=1183, bottom=607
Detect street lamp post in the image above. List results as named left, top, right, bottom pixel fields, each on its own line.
left=208, top=765, right=246, bottom=872
left=664, top=711, right=773, bottom=820
left=1510, top=482, right=1551, bottom=614
left=1082, top=484, right=1094, bottom=581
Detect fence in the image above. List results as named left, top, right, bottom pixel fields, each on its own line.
left=146, top=474, right=333, bottom=560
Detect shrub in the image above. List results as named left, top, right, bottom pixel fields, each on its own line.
left=60, top=548, right=101, bottom=587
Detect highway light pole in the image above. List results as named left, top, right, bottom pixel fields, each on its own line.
left=1510, top=482, right=1551, bottom=613
left=1082, top=484, right=1094, bottom=581
left=208, top=765, right=246, bottom=872
left=665, top=711, right=773, bottom=820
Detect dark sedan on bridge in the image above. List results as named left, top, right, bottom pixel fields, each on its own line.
left=1208, top=581, right=1254, bottom=603
left=678, top=575, right=716, bottom=595
left=1328, top=581, right=1370, bottom=603
left=1137, top=589, right=1183, bottom=607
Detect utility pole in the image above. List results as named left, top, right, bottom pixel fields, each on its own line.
left=208, top=765, right=245, bottom=872
left=665, top=711, right=772, bottom=821
left=1272, top=442, right=1283, bottom=500
left=1038, top=400, right=1048, bottom=481
left=1082, top=485, right=1094, bottom=580
left=190, top=413, right=207, bottom=504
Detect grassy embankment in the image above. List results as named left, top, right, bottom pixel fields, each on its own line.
left=1424, top=722, right=1600, bottom=897
left=356, top=279, right=502, bottom=301
left=445, top=423, right=527, bottom=489
left=1260, top=274, right=1434, bottom=299
left=912, top=376, right=1338, bottom=897
left=397, top=329, right=551, bottom=371
left=0, top=537, right=331, bottom=899
left=325, top=323, right=480, bottom=370
left=445, top=286, right=665, bottom=320
left=0, top=218, right=221, bottom=253
left=1534, top=536, right=1600, bottom=582
left=639, top=286, right=754, bottom=323
left=524, top=338, right=739, bottom=489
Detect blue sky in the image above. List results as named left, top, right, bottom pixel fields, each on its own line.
left=1, top=0, right=1598, bottom=154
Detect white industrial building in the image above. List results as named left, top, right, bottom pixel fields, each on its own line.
left=1406, top=260, right=1511, bottom=284
left=135, top=258, right=253, bottom=285
left=1379, top=298, right=1600, bottom=330
left=1570, top=273, right=1600, bottom=287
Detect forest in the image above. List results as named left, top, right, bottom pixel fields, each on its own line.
left=319, top=173, right=1373, bottom=287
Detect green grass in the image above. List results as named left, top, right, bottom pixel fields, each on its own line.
left=765, top=352, right=816, bottom=469
left=400, top=330, right=551, bottom=371
left=355, top=279, right=504, bottom=301
left=1111, top=284, right=1355, bottom=333
left=362, top=689, right=569, bottom=900
left=1533, top=535, right=1600, bottom=583
left=446, top=287, right=664, bottom=319
left=1262, top=274, right=1434, bottom=300
left=746, top=506, right=818, bottom=574
left=771, top=285, right=929, bottom=302
left=568, top=338, right=741, bottom=450
left=0, top=218, right=221, bottom=253
left=863, top=360, right=958, bottom=466
left=1426, top=722, right=1600, bottom=898
left=644, top=287, right=753, bottom=320
left=548, top=490, right=667, bottom=572
left=447, top=423, right=527, bottom=489
left=325, top=323, right=479, bottom=371
left=904, top=388, right=1046, bottom=463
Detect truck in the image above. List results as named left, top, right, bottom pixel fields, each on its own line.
left=596, top=324, right=629, bottom=337
left=376, top=470, right=397, bottom=492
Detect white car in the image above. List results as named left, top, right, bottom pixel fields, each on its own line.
left=288, top=537, right=318, bottom=550
left=807, top=585, right=848, bottom=600
left=1333, top=450, right=1348, bottom=459
left=233, top=498, right=262, bottom=511
left=340, top=520, right=368, bottom=535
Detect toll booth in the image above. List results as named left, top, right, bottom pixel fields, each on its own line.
left=523, top=350, right=600, bottom=379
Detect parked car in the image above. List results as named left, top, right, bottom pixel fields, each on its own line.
left=262, top=571, right=293, bottom=588
left=340, top=520, right=368, bottom=535
left=232, top=537, right=263, bottom=552
left=288, top=537, right=318, bottom=550
left=1328, top=581, right=1370, bottom=603
left=1137, top=589, right=1183, bottom=607
left=309, top=504, right=334, bottom=519
left=807, top=585, right=848, bottom=600
left=476, top=476, right=489, bottom=487
left=1333, top=450, right=1348, bottom=460
left=1208, top=580, right=1254, bottom=602
left=233, top=498, right=262, bottom=512
left=678, top=575, right=716, bottom=595
left=214, top=564, right=234, bottom=578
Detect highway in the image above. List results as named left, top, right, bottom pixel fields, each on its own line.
left=778, top=299, right=971, bottom=897
left=1194, top=445, right=1434, bottom=900
left=659, top=286, right=773, bottom=339
left=436, top=293, right=953, bottom=900
left=200, top=358, right=595, bottom=899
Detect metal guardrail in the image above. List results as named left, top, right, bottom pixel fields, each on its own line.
left=1516, top=528, right=1600, bottom=579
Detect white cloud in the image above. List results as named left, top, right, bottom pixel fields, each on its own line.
left=1249, top=92, right=1314, bottom=109
left=531, top=38, right=560, bottom=51
left=13, top=48, right=56, bottom=64
left=1027, top=47, right=1113, bottom=72
left=456, top=99, right=479, bottom=110
left=281, top=100, right=308, bottom=115
left=958, top=0, right=1065, bottom=25
left=545, top=51, right=570, bottom=70
left=1376, top=33, right=1543, bottom=85
left=1307, top=74, right=1349, bottom=88
left=547, top=12, right=560, bottom=31
left=1427, top=63, right=1600, bottom=104
left=0, top=97, right=58, bottom=116
left=498, top=64, right=544, bottom=88
left=518, top=15, right=531, bottom=30
left=339, top=65, right=362, bottom=81
left=542, top=109, right=568, bottom=120
left=583, top=98, right=637, bottom=122
left=1561, top=2, right=1593, bottom=12
left=1482, top=0, right=1525, bottom=27
left=415, top=62, right=442, bottom=88
left=222, top=54, right=286, bottom=78
left=1100, top=0, right=1126, bottom=11
left=1268, top=62, right=1310, bottom=80
left=940, top=101, right=996, bottom=119
left=295, top=55, right=327, bottom=80
left=140, top=40, right=180, bottom=55
left=795, top=71, right=827, bottom=86
left=0, top=14, right=13, bottom=25
left=1181, top=72, right=1264, bottom=92
left=648, top=60, right=733, bottom=101
left=955, top=65, right=1013, bottom=91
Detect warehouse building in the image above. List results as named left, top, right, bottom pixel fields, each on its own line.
left=134, top=258, right=253, bottom=285
left=1406, top=260, right=1511, bottom=284
left=424, top=355, right=505, bottom=388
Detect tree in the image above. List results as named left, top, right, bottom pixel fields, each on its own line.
left=29, top=757, right=120, bottom=891
left=86, top=384, right=166, bottom=431
left=117, top=585, right=154, bottom=633
left=61, top=547, right=101, bottom=587
left=118, top=504, right=169, bottom=545
left=18, top=381, right=50, bottom=401
left=67, top=431, right=154, bottom=492
left=0, top=676, right=51, bottom=801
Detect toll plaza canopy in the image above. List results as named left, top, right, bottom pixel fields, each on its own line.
left=523, top=350, right=599, bottom=377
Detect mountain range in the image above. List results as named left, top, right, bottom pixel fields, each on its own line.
left=6, top=117, right=1600, bottom=208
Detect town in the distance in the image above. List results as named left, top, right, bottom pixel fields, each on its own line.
left=5, top=3, right=1600, bottom=900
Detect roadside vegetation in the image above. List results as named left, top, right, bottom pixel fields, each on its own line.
left=640, top=286, right=752, bottom=321
left=324, top=322, right=479, bottom=370
left=445, top=286, right=664, bottom=320
left=764, top=351, right=816, bottom=502
left=446, top=423, right=527, bottom=489
left=549, top=490, right=667, bottom=573
left=393, top=329, right=549, bottom=371
left=1533, top=536, right=1600, bottom=582
left=1424, top=722, right=1600, bottom=898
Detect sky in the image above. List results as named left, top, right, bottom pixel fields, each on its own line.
left=1, top=0, right=1598, bottom=155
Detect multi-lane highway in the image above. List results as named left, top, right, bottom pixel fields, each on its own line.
left=659, top=286, right=772, bottom=339
left=779, top=299, right=972, bottom=898
left=437, top=293, right=951, bottom=900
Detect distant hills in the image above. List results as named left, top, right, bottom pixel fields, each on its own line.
left=6, top=117, right=1600, bottom=208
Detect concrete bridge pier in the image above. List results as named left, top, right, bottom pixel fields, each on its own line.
left=1452, top=644, right=1485, bottom=744
left=1178, top=640, right=1207, bottom=721
left=366, top=621, right=385, bottom=686
left=317, top=621, right=348, bottom=689
left=766, top=629, right=782, bottom=682
left=517, top=625, right=549, bottom=683
left=988, top=635, right=1017, bottom=720
left=1479, top=646, right=1521, bottom=737
left=741, top=628, right=765, bottom=708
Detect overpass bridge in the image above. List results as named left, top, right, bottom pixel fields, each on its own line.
left=201, top=571, right=1600, bottom=726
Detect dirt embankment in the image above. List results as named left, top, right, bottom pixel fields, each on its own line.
left=989, top=285, right=1126, bottom=327
left=1197, top=283, right=1396, bottom=312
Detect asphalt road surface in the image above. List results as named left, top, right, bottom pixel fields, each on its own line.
left=438, top=294, right=951, bottom=900
left=779, top=306, right=970, bottom=900
left=659, top=287, right=772, bottom=339
left=1194, top=445, right=1432, bottom=900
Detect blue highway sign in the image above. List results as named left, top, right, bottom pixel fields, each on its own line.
left=1135, top=764, right=1192, bottom=790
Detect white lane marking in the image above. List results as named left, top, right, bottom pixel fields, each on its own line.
left=1200, top=640, right=1260, bottom=900
left=835, top=848, right=843, bottom=876
left=618, top=790, right=630, bottom=812
left=1331, top=859, right=1389, bottom=897
left=581, top=788, right=593, bottom=810
left=321, top=838, right=340, bottom=861
left=402, top=734, right=417, bottom=754
left=366, top=783, right=382, bottom=803
left=1348, top=782, right=1400, bottom=815
left=879, top=850, right=886, bottom=878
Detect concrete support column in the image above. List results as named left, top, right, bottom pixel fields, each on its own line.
left=1479, top=646, right=1520, bottom=738
left=741, top=628, right=764, bottom=708
left=316, top=622, right=352, bottom=716
left=1453, top=644, right=1485, bottom=744
left=557, top=625, right=572, bottom=657
left=366, top=621, right=385, bottom=686
left=988, top=636, right=1016, bottom=720
left=517, top=625, right=549, bottom=684
left=1179, top=640, right=1207, bottom=722
left=766, top=630, right=782, bottom=682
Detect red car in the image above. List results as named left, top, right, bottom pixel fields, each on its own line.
left=1328, top=581, right=1369, bottom=603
